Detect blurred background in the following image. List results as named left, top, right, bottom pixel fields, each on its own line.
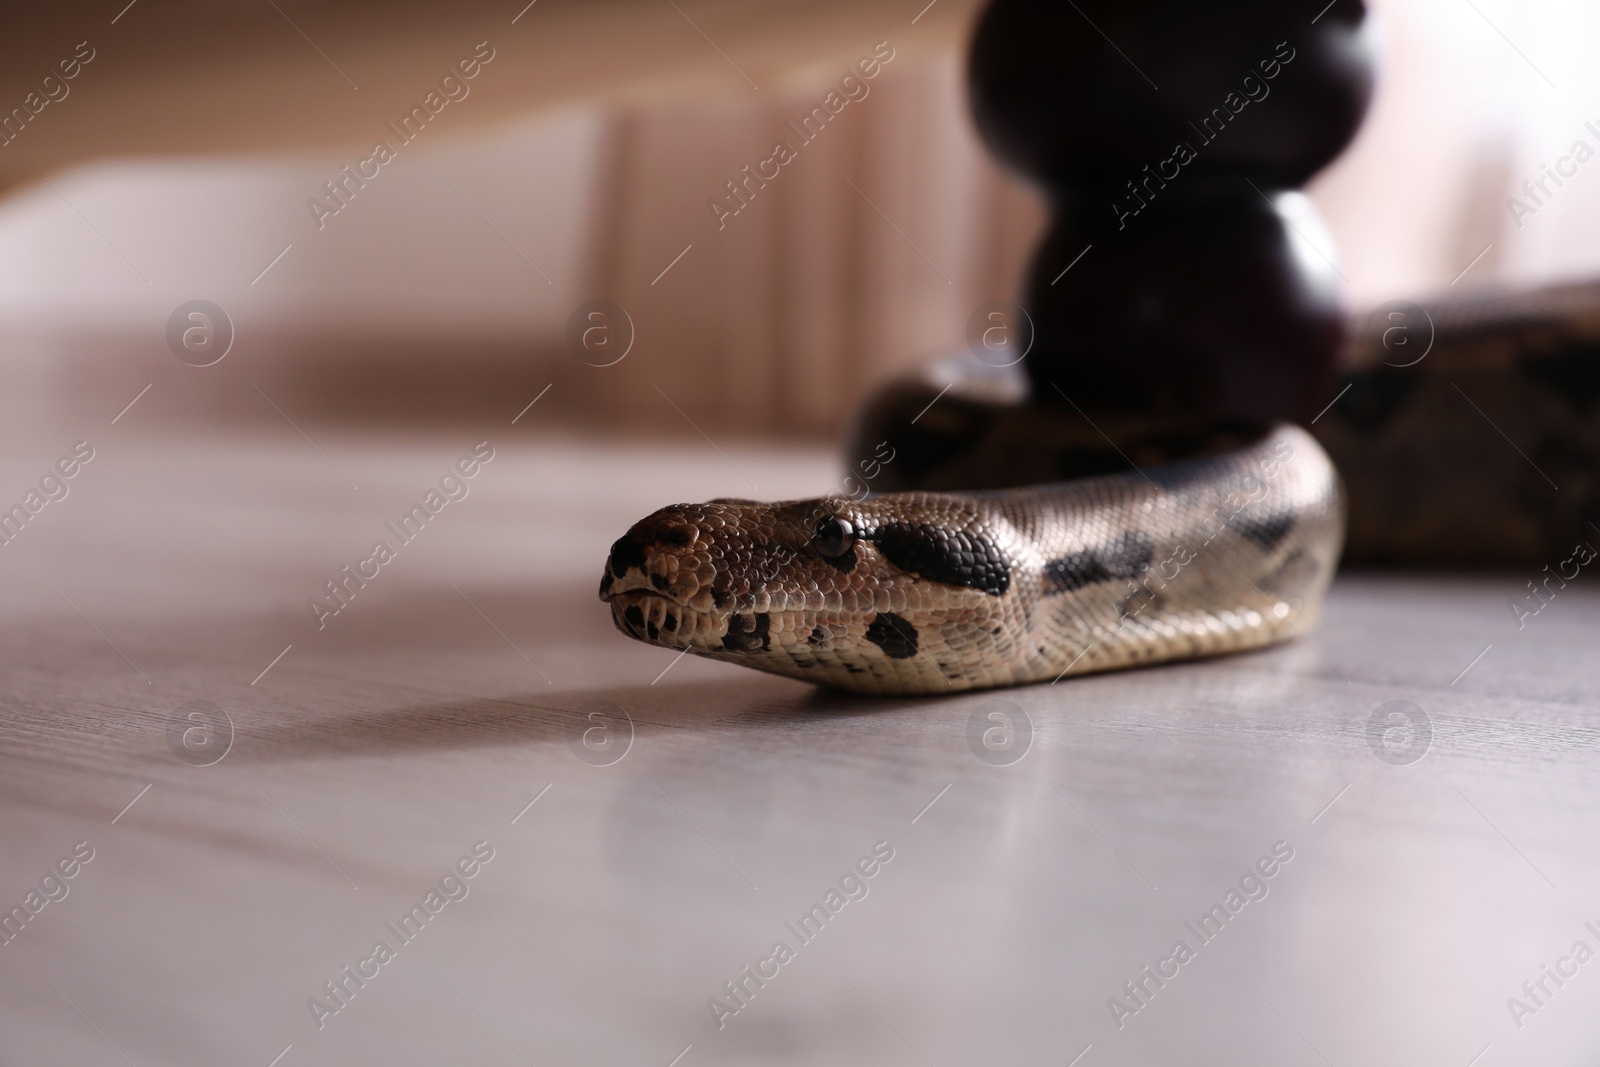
left=1, top=0, right=1594, bottom=438
left=7, top=5, right=1600, bottom=1067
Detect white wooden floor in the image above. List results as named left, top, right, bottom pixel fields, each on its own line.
left=1, top=422, right=1597, bottom=1066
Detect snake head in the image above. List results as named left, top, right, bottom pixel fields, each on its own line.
left=599, top=493, right=1024, bottom=693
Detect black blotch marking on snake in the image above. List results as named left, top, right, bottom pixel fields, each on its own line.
left=808, top=626, right=827, bottom=648
left=663, top=614, right=677, bottom=632
left=623, top=604, right=644, bottom=635
left=868, top=522, right=1009, bottom=595
left=1232, top=511, right=1296, bottom=551
left=1043, top=531, right=1153, bottom=594
left=655, top=525, right=693, bottom=548
left=609, top=535, right=646, bottom=578
left=599, top=572, right=614, bottom=596
left=865, top=612, right=919, bottom=660
left=722, top=612, right=770, bottom=652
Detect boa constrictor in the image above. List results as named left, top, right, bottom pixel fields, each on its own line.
left=599, top=424, right=1342, bottom=695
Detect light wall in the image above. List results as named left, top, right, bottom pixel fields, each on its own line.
left=0, top=0, right=1594, bottom=435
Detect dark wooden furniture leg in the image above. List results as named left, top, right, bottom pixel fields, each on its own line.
left=971, top=0, right=1375, bottom=425
left=851, top=1, right=1375, bottom=489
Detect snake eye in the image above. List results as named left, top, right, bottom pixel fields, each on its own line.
left=812, top=516, right=855, bottom=557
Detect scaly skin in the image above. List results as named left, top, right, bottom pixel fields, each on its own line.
left=600, top=425, right=1343, bottom=695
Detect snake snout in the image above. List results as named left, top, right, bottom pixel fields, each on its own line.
left=600, top=505, right=733, bottom=650
left=598, top=507, right=712, bottom=606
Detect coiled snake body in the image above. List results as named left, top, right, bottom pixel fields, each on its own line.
left=600, top=424, right=1343, bottom=695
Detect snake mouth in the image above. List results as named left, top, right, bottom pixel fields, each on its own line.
left=605, top=589, right=700, bottom=646
left=606, top=588, right=781, bottom=655
left=598, top=586, right=677, bottom=606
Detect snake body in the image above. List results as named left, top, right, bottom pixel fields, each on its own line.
left=600, top=424, right=1342, bottom=695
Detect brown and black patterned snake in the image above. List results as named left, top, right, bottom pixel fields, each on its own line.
left=600, top=281, right=1600, bottom=695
